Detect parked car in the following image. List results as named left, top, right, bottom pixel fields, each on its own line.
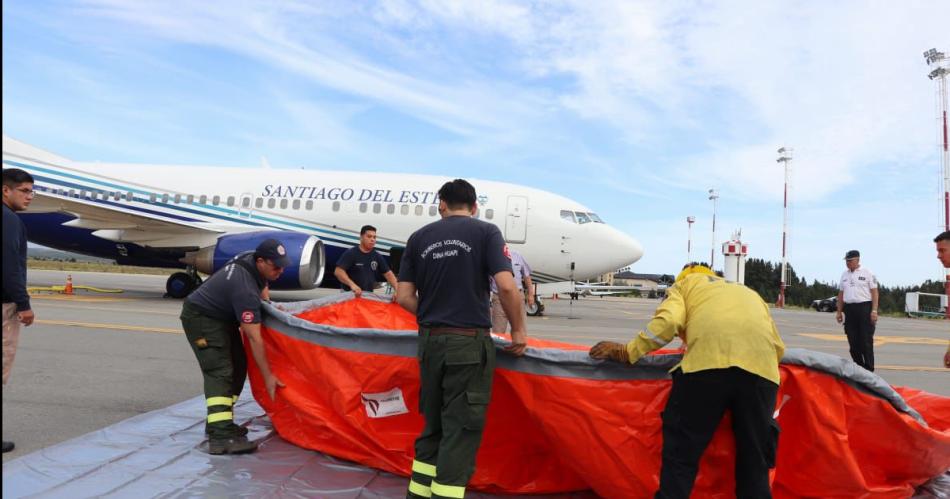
left=811, top=296, right=837, bottom=312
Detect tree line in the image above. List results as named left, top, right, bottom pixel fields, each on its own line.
left=739, top=258, right=943, bottom=314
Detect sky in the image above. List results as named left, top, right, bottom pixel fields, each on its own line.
left=3, top=0, right=949, bottom=287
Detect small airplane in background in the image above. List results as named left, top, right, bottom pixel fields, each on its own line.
left=3, top=135, right=644, bottom=314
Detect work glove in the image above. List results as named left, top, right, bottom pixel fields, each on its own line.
left=589, top=341, right=630, bottom=363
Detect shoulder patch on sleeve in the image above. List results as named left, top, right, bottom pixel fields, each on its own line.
left=241, top=311, right=255, bottom=323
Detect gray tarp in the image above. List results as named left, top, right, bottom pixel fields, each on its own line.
left=2, top=389, right=595, bottom=499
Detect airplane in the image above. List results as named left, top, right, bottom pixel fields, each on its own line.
left=2, top=135, right=644, bottom=313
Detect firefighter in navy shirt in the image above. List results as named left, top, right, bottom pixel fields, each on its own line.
left=397, top=179, right=528, bottom=499
left=333, top=225, right=398, bottom=297
left=180, top=239, right=287, bottom=455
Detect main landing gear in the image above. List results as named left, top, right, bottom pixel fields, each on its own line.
left=165, top=267, right=203, bottom=299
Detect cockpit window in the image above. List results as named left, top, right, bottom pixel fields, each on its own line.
left=588, top=213, right=604, bottom=223
left=575, top=212, right=592, bottom=224
left=560, top=210, right=576, bottom=223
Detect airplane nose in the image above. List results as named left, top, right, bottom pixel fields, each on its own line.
left=607, top=226, right=644, bottom=267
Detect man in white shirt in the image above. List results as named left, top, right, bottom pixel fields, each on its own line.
left=835, top=250, right=879, bottom=371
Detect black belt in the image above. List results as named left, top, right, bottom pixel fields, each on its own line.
left=421, top=327, right=488, bottom=337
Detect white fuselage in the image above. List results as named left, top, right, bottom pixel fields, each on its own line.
left=3, top=135, right=644, bottom=289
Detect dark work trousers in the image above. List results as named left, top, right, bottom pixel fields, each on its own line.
left=180, top=302, right=248, bottom=439
left=656, top=367, right=779, bottom=499
left=407, top=328, right=495, bottom=499
left=843, top=301, right=875, bottom=371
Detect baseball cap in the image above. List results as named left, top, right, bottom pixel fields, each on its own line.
left=844, top=250, right=860, bottom=260
left=255, top=239, right=292, bottom=268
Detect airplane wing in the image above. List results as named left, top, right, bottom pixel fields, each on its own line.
left=28, top=191, right=224, bottom=248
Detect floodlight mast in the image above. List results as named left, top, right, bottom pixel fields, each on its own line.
left=924, top=48, right=950, bottom=319
left=687, top=216, right=696, bottom=263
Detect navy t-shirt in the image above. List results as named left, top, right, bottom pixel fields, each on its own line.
left=398, top=216, right=512, bottom=328
left=336, top=247, right=391, bottom=292
left=186, top=252, right=266, bottom=325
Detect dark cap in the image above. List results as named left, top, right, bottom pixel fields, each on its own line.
left=255, top=239, right=292, bottom=268
left=844, top=250, right=860, bottom=260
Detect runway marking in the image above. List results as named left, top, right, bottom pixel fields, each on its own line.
left=30, top=295, right=133, bottom=303
left=35, top=302, right=181, bottom=316
left=35, top=319, right=183, bottom=335
left=797, top=333, right=948, bottom=347
left=876, top=365, right=950, bottom=373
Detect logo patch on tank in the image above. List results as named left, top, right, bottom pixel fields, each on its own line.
left=361, top=387, right=409, bottom=418
left=241, top=311, right=255, bottom=323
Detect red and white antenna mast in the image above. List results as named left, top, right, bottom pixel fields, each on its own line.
left=776, top=147, right=793, bottom=308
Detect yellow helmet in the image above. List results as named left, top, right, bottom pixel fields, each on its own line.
left=675, top=264, right=715, bottom=283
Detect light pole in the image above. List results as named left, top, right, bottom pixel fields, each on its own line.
left=777, top=148, right=793, bottom=308
left=687, top=216, right=695, bottom=263
left=708, top=189, right=718, bottom=269
left=925, top=47, right=950, bottom=319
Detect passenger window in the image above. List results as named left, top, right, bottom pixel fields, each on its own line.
left=199, top=195, right=207, bottom=205
left=373, top=203, right=381, bottom=214
left=332, top=201, right=341, bottom=212
left=162, top=193, right=170, bottom=203
left=359, top=202, right=368, bottom=213
left=415, top=205, right=423, bottom=216
left=113, top=191, right=121, bottom=201
left=255, top=198, right=264, bottom=208
left=280, top=199, right=288, bottom=209
left=212, top=195, right=220, bottom=206
left=429, top=206, right=437, bottom=216
left=174, top=194, right=181, bottom=204
left=306, top=200, right=314, bottom=210
left=127, top=191, right=134, bottom=202
left=227, top=196, right=235, bottom=207
left=292, top=199, right=301, bottom=210
left=485, top=209, right=494, bottom=220
left=186, top=194, right=195, bottom=204
left=401, top=205, right=409, bottom=215
left=576, top=212, right=592, bottom=224
left=267, top=198, right=276, bottom=209
left=240, top=197, right=250, bottom=208
left=387, top=204, right=395, bottom=215
left=560, top=210, right=576, bottom=223
left=149, top=193, right=157, bottom=203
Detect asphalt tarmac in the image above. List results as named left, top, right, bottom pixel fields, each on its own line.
left=2, top=269, right=947, bottom=462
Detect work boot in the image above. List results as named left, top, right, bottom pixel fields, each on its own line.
left=207, top=435, right=258, bottom=455
left=2, top=441, right=14, bottom=453
left=205, top=423, right=248, bottom=437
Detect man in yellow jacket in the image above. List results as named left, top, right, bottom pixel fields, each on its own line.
left=590, top=264, right=785, bottom=499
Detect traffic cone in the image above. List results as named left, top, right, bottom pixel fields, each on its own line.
left=64, top=275, right=74, bottom=295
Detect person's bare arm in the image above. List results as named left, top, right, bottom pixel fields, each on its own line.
left=523, top=274, right=535, bottom=305
left=870, top=288, right=879, bottom=324
left=495, top=271, right=527, bottom=355
left=396, top=282, right=418, bottom=315
left=836, top=290, right=844, bottom=324
left=334, top=267, right=362, bottom=297
left=384, top=271, right=398, bottom=290
left=240, top=322, right=285, bottom=400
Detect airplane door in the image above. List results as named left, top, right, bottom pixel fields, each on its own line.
left=505, top=196, right=528, bottom=243
left=238, top=192, right=255, bottom=219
